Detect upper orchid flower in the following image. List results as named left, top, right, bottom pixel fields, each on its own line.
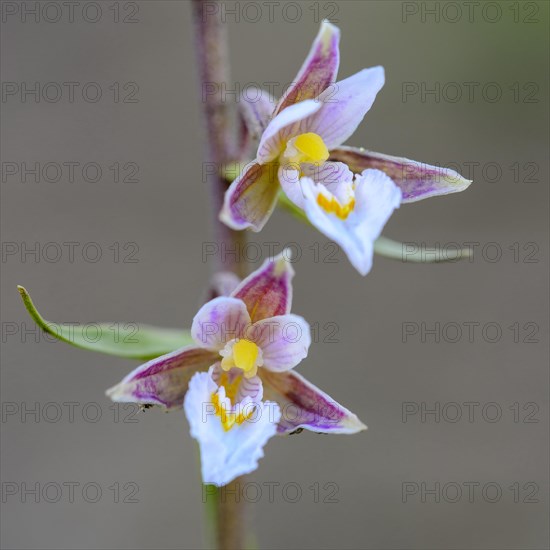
left=221, top=21, right=471, bottom=275
left=107, top=253, right=365, bottom=486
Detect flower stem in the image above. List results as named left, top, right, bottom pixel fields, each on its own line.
left=192, top=0, right=247, bottom=280
left=191, top=1, right=248, bottom=549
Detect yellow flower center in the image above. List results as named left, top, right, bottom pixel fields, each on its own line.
left=220, top=339, right=260, bottom=378
left=214, top=340, right=263, bottom=431
left=233, top=339, right=259, bottom=372
left=217, top=371, right=240, bottom=402
left=285, top=133, right=329, bottom=166
left=211, top=391, right=254, bottom=432
left=317, top=194, right=356, bottom=220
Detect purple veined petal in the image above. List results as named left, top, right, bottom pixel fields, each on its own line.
left=329, top=146, right=473, bottom=202
left=211, top=362, right=263, bottom=403
left=231, top=252, right=295, bottom=323
left=274, top=20, right=340, bottom=115
left=256, top=99, right=322, bottom=164
left=191, top=297, right=252, bottom=350
left=261, top=369, right=366, bottom=435
left=185, top=371, right=281, bottom=486
left=239, top=86, right=278, bottom=142
left=220, top=161, right=279, bottom=232
left=248, top=314, right=311, bottom=372
left=106, top=346, right=219, bottom=410
left=301, top=66, right=385, bottom=150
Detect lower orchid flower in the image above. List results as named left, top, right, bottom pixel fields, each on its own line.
left=220, top=20, right=472, bottom=275
left=107, top=253, right=366, bottom=486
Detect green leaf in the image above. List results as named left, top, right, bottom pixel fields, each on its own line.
left=277, top=192, right=471, bottom=263
left=373, top=236, right=471, bottom=263
left=17, top=286, right=193, bottom=360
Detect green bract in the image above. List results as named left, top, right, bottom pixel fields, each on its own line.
left=17, top=286, right=193, bottom=360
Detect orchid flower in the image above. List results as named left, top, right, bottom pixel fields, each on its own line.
left=221, top=20, right=472, bottom=275
left=107, top=253, right=365, bottom=486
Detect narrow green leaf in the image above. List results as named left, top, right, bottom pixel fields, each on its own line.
left=373, top=236, right=471, bottom=263
left=17, top=286, right=193, bottom=360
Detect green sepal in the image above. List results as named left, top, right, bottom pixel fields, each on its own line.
left=17, top=286, right=193, bottom=360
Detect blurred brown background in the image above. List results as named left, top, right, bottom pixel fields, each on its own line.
left=1, top=1, right=548, bottom=549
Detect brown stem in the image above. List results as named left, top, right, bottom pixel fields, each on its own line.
left=216, top=476, right=247, bottom=550
left=192, top=0, right=247, bottom=280
left=191, top=2, right=248, bottom=549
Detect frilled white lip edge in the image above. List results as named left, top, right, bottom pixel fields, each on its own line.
left=280, top=167, right=402, bottom=275
left=184, top=371, right=281, bottom=487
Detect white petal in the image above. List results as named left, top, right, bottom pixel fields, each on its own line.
left=185, top=372, right=281, bottom=487
left=353, top=168, right=403, bottom=241
left=300, top=67, right=385, bottom=149
left=279, top=161, right=354, bottom=211
left=301, top=169, right=401, bottom=275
